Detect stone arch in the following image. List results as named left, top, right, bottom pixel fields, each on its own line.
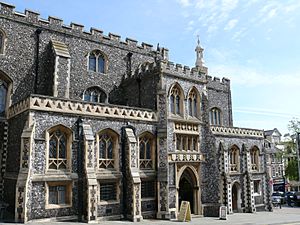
left=82, top=86, right=107, bottom=103
left=177, top=166, right=201, bottom=215
left=138, top=131, right=156, bottom=170
left=45, top=124, right=73, bottom=171
left=168, top=82, right=185, bottom=116
left=96, top=128, right=120, bottom=170
left=0, top=70, right=13, bottom=118
left=231, top=181, right=242, bottom=213
left=87, top=49, right=108, bottom=73
left=229, top=145, right=240, bottom=172
left=209, top=107, right=222, bottom=125
left=186, top=86, right=201, bottom=118
left=0, top=28, right=7, bottom=54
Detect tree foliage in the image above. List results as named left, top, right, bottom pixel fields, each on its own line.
left=288, top=118, right=300, bottom=135
left=285, top=158, right=299, bottom=181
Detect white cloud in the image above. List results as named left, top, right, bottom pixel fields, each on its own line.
left=224, top=19, right=238, bottom=30
left=177, top=0, right=191, bottom=7
left=210, top=64, right=300, bottom=88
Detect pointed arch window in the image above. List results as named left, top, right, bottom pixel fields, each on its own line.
left=0, top=30, right=5, bottom=54
left=47, top=126, right=72, bottom=171
left=250, top=147, right=259, bottom=171
left=88, top=50, right=107, bottom=73
left=83, top=86, right=107, bottom=103
left=229, top=146, right=239, bottom=172
left=0, top=79, right=8, bottom=117
left=169, top=85, right=183, bottom=116
left=98, top=129, right=118, bottom=169
left=139, top=132, right=155, bottom=169
left=209, top=107, right=222, bottom=125
left=188, top=88, right=199, bottom=117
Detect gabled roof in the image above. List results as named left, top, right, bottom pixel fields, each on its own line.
left=264, top=128, right=282, bottom=137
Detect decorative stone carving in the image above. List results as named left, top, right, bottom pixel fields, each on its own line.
left=174, top=122, right=199, bottom=134
left=211, top=126, right=264, bottom=138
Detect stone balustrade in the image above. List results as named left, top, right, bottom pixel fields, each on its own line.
left=210, top=126, right=264, bottom=138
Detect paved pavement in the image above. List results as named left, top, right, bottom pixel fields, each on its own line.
left=1, top=206, right=300, bottom=225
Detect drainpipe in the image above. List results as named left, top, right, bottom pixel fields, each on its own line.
left=34, top=28, right=42, bottom=94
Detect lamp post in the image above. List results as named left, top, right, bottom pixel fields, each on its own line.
left=296, top=132, right=300, bottom=182
left=76, top=117, right=83, bottom=221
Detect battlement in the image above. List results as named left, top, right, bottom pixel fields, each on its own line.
left=161, top=61, right=207, bottom=81
left=206, top=75, right=230, bottom=87
left=0, top=2, right=156, bottom=53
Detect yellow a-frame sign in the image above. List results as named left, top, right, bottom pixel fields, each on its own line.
left=178, top=201, right=191, bottom=222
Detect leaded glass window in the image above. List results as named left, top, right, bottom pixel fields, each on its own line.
left=141, top=180, right=155, bottom=198
left=88, top=50, right=106, bottom=73
left=170, top=85, right=182, bottom=116
left=83, top=86, right=107, bottom=103
left=229, top=146, right=239, bottom=172
left=251, top=147, right=259, bottom=171
left=100, top=183, right=117, bottom=201
left=188, top=89, right=198, bottom=117
left=48, top=129, right=69, bottom=170
left=0, top=80, right=7, bottom=116
left=98, top=132, right=115, bottom=169
left=0, top=30, right=4, bottom=54
left=139, top=134, right=154, bottom=169
left=48, top=185, right=69, bottom=205
left=209, top=107, right=222, bottom=125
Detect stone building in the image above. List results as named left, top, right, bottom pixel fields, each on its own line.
left=264, top=129, right=285, bottom=192
left=0, top=2, right=272, bottom=223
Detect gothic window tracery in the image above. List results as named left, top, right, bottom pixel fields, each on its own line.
left=0, top=79, right=8, bottom=116
left=98, top=129, right=118, bottom=169
left=0, top=30, right=5, bottom=54
left=188, top=88, right=199, bottom=117
left=250, top=147, right=259, bottom=171
left=209, top=107, right=222, bottom=125
left=88, top=50, right=107, bottom=73
left=169, top=84, right=183, bottom=116
left=83, top=86, right=107, bottom=103
left=139, top=132, right=155, bottom=169
left=48, top=126, right=72, bottom=170
left=229, top=146, right=239, bottom=172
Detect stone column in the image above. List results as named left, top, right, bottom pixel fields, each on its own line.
left=82, top=124, right=97, bottom=222
left=124, top=127, right=142, bottom=222
left=243, top=147, right=255, bottom=212
left=156, top=90, right=170, bottom=219
left=15, top=122, right=35, bottom=223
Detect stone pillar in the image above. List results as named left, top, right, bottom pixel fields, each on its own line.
left=15, top=122, right=35, bottom=223
left=124, top=127, right=142, bottom=222
left=156, top=90, right=169, bottom=219
left=82, top=124, right=97, bottom=222
left=244, top=147, right=255, bottom=212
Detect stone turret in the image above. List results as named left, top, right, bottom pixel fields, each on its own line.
left=195, top=36, right=208, bottom=75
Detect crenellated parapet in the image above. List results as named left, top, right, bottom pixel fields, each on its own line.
left=206, top=75, right=230, bottom=91
left=0, top=2, right=156, bottom=53
left=160, top=61, right=207, bottom=82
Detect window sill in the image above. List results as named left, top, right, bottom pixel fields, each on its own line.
left=98, top=200, right=119, bottom=205
left=45, top=204, right=72, bottom=209
left=141, top=197, right=155, bottom=201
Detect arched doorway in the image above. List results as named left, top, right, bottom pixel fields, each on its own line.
left=178, top=167, right=198, bottom=214
left=232, top=182, right=241, bottom=213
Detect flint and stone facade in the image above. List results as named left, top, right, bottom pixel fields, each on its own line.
left=0, top=2, right=272, bottom=223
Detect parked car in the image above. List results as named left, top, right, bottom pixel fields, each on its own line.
left=292, top=192, right=300, bottom=206
left=272, top=192, right=285, bottom=205
left=285, top=191, right=295, bottom=204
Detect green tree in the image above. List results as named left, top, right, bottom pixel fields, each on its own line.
left=288, top=118, right=300, bottom=135
left=285, top=158, right=299, bottom=181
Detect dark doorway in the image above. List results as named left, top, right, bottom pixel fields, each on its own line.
left=232, top=183, right=239, bottom=212
left=179, top=173, right=194, bottom=213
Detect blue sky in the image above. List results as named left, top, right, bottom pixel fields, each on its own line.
left=5, top=0, right=300, bottom=134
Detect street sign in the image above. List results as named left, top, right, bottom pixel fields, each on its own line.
left=178, top=201, right=191, bottom=222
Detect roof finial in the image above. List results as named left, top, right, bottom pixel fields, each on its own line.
left=197, top=35, right=200, bottom=46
